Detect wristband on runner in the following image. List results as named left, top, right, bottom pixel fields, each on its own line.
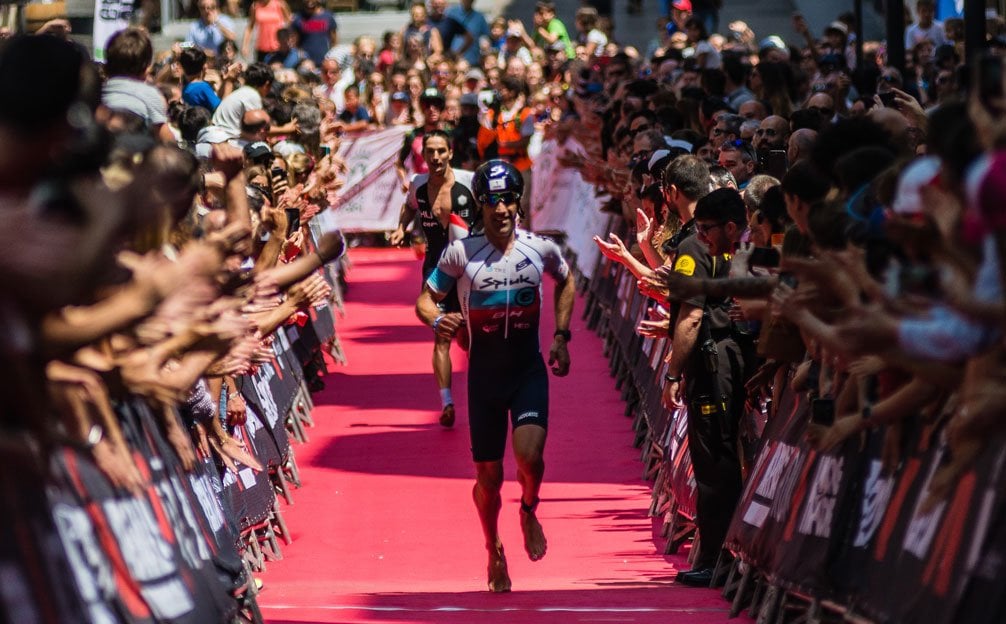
left=433, top=314, right=445, bottom=332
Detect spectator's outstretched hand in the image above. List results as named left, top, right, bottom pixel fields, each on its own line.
left=832, top=304, right=899, bottom=355
left=635, top=209, right=653, bottom=247
left=636, top=318, right=669, bottom=338
left=593, top=232, right=629, bottom=263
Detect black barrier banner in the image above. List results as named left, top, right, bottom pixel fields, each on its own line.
left=1, top=446, right=85, bottom=624
left=242, top=330, right=301, bottom=425
left=725, top=382, right=1006, bottom=623
left=129, top=403, right=245, bottom=589
left=187, top=457, right=245, bottom=580
left=766, top=421, right=863, bottom=598
left=127, top=401, right=240, bottom=618
left=309, top=300, right=337, bottom=345
left=51, top=400, right=237, bottom=623
left=851, top=425, right=1006, bottom=624
left=725, top=383, right=808, bottom=570
left=221, top=416, right=277, bottom=531
left=665, top=407, right=697, bottom=518
left=586, top=255, right=699, bottom=520
left=47, top=453, right=148, bottom=623
left=244, top=397, right=283, bottom=469
left=953, top=476, right=1006, bottom=623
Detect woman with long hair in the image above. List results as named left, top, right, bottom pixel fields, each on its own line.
left=364, top=71, right=388, bottom=127
left=751, top=61, right=795, bottom=119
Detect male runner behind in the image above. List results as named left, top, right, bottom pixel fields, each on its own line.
left=390, top=130, right=476, bottom=427
left=416, top=160, right=576, bottom=592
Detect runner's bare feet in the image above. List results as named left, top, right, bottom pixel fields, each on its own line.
left=440, top=404, right=455, bottom=428
left=520, top=499, right=547, bottom=561
left=487, top=542, right=511, bottom=592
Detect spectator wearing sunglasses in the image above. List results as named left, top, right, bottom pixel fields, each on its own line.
left=661, top=188, right=749, bottom=587
left=718, top=139, right=756, bottom=189
left=710, top=113, right=744, bottom=150
left=805, top=92, right=836, bottom=123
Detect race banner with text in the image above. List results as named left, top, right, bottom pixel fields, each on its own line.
left=330, top=126, right=410, bottom=232
left=724, top=385, right=1006, bottom=621
left=530, top=137, right=609, bottom=279
left=92, top=0, right=133, bottom=61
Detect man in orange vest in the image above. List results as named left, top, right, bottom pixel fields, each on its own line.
left=487, top=76, right=535, bottom=225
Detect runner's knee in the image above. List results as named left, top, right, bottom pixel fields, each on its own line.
left=475, top=461, right=504, bottom=490
left=512, top=424, right=546, bottom=466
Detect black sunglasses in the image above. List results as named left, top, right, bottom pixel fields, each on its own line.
left=484, top=192, right=520, bottom=206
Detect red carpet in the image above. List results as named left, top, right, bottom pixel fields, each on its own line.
left=258, top=247, right=745, bottom=623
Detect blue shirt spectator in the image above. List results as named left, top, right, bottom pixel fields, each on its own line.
left=428, top=0, right=472, bottom=55
left=292, top=0, right=338, bottom=66
left=186, top=0, right=237, bottom=53
left=182, top=81, right=221, bottom=112
left=446, top=0, right=490, bottom=66
left=264, top=29, right=308, bottom=69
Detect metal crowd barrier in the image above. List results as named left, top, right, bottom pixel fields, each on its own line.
left=581, top=242, right=1006, bottom=624
left=1, top=225, right=345, bottom=624
left=582, top=245, right=699, bottom=559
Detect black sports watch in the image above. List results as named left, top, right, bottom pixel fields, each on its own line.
left=554, top=329, right=572, bottom=342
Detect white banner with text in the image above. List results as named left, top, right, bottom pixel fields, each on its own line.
left=530, top=137, right=608, bottom=279
left=92, top=0, right=133, bottom=62
left=330, top=126, right=410, bottom=233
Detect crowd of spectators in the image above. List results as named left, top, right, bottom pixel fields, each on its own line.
left=569, top=0, right=1006, bottom=588
left=4, top=0, right=1006, bottom=613
left=0, top=21, right=347, bottom=619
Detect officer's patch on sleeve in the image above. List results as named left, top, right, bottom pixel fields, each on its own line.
left=674, top=254, right=696, bottom=276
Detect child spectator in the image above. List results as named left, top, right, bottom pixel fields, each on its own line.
left=264, top=28, right=307, bottom=69
left=338, top=84, right=372, bottom=132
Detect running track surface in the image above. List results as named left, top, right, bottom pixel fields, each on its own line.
left=259, top=247, right=747, bottom=624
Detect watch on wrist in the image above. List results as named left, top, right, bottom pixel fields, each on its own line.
left=554, top=329, right=571, bottom=342
left=664, top=374, right=681, bottom=383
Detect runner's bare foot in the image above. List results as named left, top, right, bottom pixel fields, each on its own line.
left=520, top=500, right=547, bottom=561
left=487, top=542, right=511, bottom=592
left=440, top=404, right=455, bottom=428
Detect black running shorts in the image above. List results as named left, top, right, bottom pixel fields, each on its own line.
left=467, top=356, right=549, bottom=462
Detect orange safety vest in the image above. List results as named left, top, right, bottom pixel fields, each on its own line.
left=488, top=107, right=533, bottom=171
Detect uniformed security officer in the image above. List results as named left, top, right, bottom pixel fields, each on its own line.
left=663, top=188, right=749, bottom=587
left=660, top=155, right=711, bottom=259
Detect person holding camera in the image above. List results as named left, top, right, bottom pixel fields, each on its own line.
left=662, top=188, right=748, bottom=587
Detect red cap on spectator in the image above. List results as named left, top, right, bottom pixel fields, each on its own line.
left=672, top=0, right=692, bottom=11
